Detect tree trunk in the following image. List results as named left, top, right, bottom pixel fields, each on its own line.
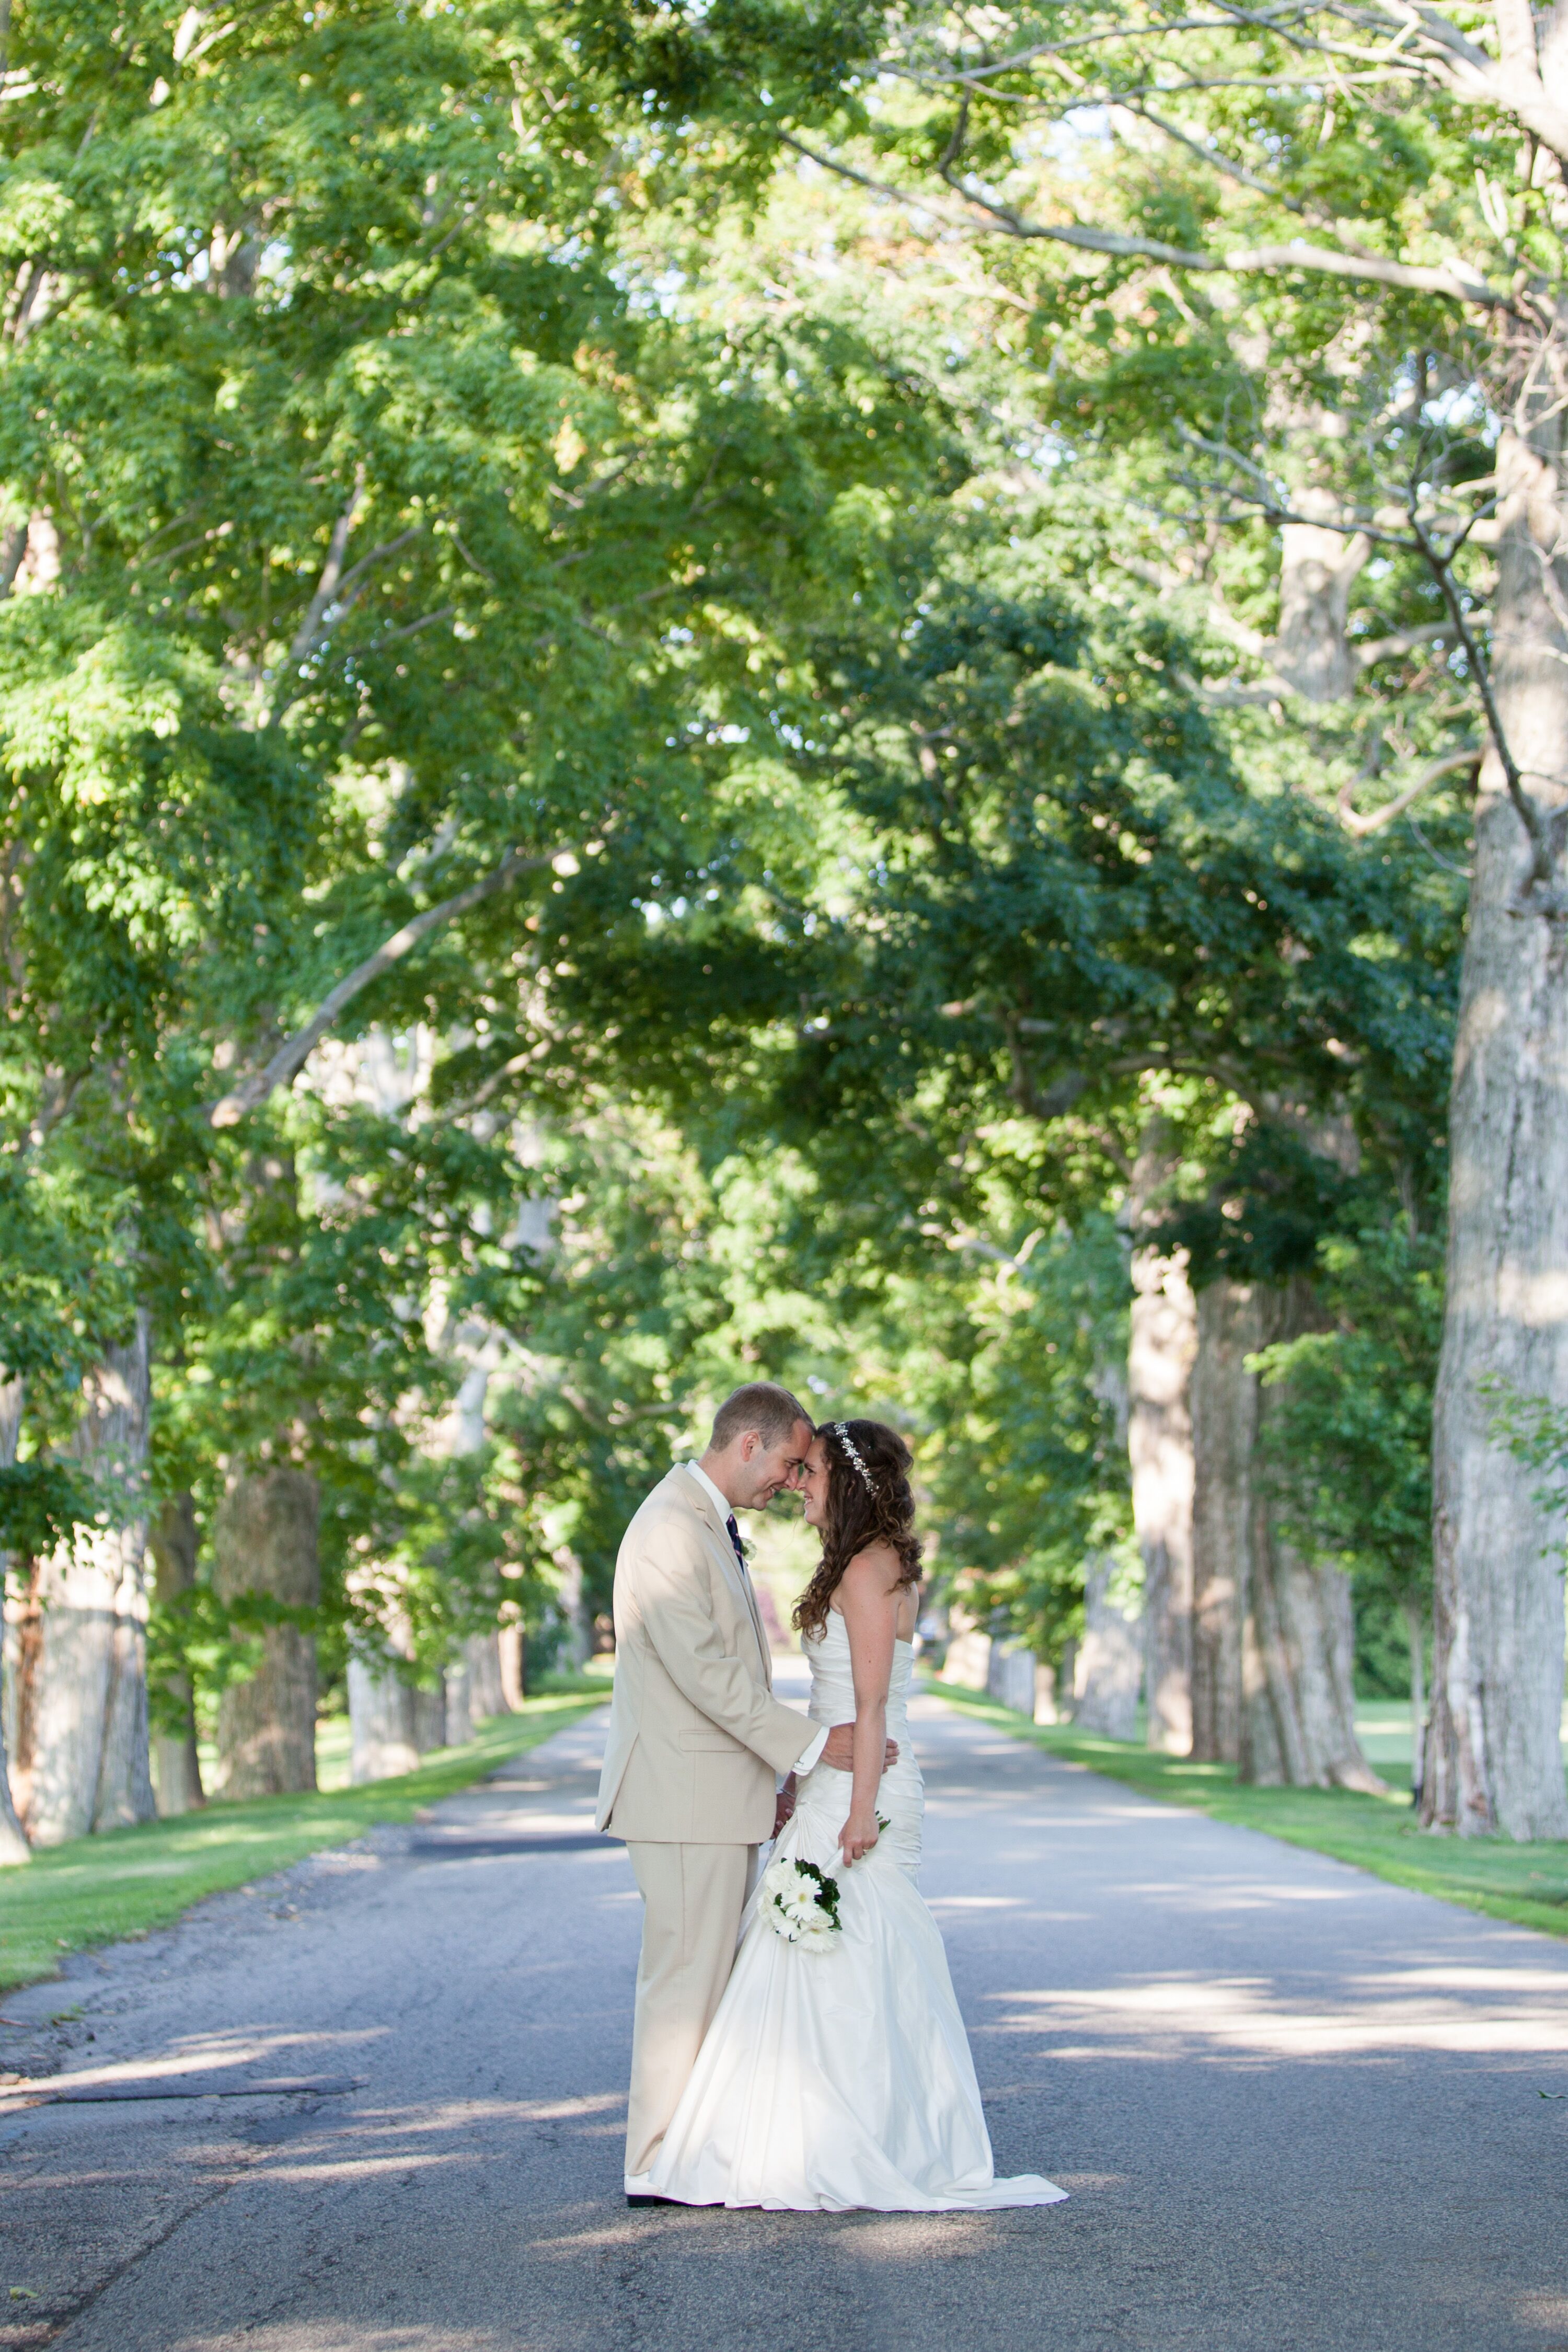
left=1073, top=1555, right=1144, bottom=1739
left=464, top=1629, right=507, bottom=1722
left=1404, top=1596, right=1427, bottom=1811
left=412, top=1681, right=448, bottom=1751
left=0, top=1690, right=27, bottom=1863
left=147, top=1493, right=204, bottom=1816
left=1190, top=1279, right=1262, bottom=1763
left=498, top=1613, right=526, bottom=1709
left=1129, top=1243, right=1197, bottom=1753
left=552, top=1546, right=591, bottom=1670
left=1424, top=420, right=1568, bottom=1841
left=444, top=1654, right=474, bottom=1746
left=1271, top=489, right=1371, bottom=702
left=0, top=1375, right=31, bottom=1864
left=11, top=1316, right=157, bottom=1846
left=213, top=1468, right=319, bottom=1798
left=1190, top=1278, right=1383, bottom=1789
left=1240, top=1282, right=1387, bottom=1793
left=348, top=1655, right=420, bottom=1782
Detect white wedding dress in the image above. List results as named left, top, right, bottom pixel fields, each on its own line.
left=643, top=1614, right=1068, bottom=2211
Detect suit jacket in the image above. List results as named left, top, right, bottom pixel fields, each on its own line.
left=595, top=1465, right=819, bottom=1843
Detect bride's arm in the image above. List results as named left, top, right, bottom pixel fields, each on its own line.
left=836, top=1551, right=899, bottom=1869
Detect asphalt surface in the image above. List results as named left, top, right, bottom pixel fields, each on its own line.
left=4, top=1667, right=1568, bottom=2352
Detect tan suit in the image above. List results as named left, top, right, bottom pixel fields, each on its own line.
left=597, top=1465, right=819, bottom=2179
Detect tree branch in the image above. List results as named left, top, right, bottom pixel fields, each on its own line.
left=1406, top=508, right=1565, bottom=904
left=281, top=466, right=366, bottom=677
left=1337, top=745, right=1481, bottom=834
left=1354, top=620, right=1463, bottom=666
left=437, top=1039, right=554, bottom=1122
left=782, top=130, right=1511, bottom=307
left=0, top=515, right=27, bottom=599
left=1121, top=100, right=1315, bottom=220
left=327, top=524, right=422, bottom=611
left=942, top=1225, right=1046, bottom=1272
left=266, top=512, right=433, bottom=725
left=358, top=605, right=456, bottom=652
left=208, top=849, right=564, bottom=1127
left=1170, top=439, right=1555, bottom=892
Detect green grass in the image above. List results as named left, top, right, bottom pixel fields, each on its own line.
left=927, top=1678, right=1568, bottom=1942
left=197, top=1658, right=616, bottom=1797
left=0, top=1690, right=607, bottom=1993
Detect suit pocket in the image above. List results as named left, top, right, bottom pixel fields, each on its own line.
left=677, top=1726, right=744, bottom=1753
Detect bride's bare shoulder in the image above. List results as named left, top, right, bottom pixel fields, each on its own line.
left=840, top=1541, right=904, bottom=1599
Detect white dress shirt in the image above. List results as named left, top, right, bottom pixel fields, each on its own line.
left=684, top=1460, right=829, bottom=1777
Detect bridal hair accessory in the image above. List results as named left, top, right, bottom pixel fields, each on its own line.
left=832, top=1422, right=875, bottom=1492
left=761, top=1857, right=843, bottom=1953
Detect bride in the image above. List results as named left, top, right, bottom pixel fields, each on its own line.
left=643, top=1417, right=1067, bottom=2213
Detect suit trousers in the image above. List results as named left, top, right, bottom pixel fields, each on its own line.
left=623, top=1838, right=754, bottom=2180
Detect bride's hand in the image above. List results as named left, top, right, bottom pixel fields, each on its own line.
left=839, top=1806, right=880, bottom=1869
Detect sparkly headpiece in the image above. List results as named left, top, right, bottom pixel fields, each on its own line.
left=831, top=1422, right=875, bottom=1492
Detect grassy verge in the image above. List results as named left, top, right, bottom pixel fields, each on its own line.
left=0, top=1690, right=606, bottom=1994
left=197, top=1658, right=616, bottom=1795
left=927, top=1677, right=1568, bottom=1942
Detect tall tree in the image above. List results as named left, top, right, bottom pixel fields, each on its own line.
left=717, top=477, right=1458, bottom=1780
left=592, top=0, right=1568, bottom=1832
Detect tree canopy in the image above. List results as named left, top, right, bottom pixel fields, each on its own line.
left=10, top=0, right=1551, bottom=1838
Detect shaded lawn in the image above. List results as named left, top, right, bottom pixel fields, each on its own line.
left=204, top=1659, right=615, bottom=1796
left=0, top=1691, right=606, bottom=1993
left=928, top=1678, right=1568, bottom=1942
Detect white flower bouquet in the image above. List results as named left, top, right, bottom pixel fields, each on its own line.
left=760, top=1856, right=843, bottom=1953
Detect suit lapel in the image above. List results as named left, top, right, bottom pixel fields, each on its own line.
left=735, top=1554, right=773, bottom=1687
left=675, top=1468, right=773, bottom=1684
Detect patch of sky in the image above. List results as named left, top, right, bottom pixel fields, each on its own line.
left=1417, top=379, right=1498, bottom=443
left=626, top=266, right=687, bottom=320
left=1047, top=107, right=1113, bottom=174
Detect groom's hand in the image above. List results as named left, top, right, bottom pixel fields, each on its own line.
left=773, top=1773, right=797, bottom=1838
left=820, top=1724, right=898, bottom=1772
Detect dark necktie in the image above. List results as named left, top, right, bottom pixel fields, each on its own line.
left=724, top=1514, right=747, bottom=1572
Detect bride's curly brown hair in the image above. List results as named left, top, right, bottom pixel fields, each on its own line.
left=792, top=1419, right=923, bottom=1639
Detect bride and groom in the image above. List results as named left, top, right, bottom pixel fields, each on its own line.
left=595, top=1380, right=1066, bottom=2213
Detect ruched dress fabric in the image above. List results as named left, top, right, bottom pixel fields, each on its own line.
left=642, top=1613, right=1068, bottom=2212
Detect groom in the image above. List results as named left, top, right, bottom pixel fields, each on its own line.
left=597, top=1381, right=892, bottom=2198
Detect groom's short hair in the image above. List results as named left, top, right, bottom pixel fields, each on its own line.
left=709, top=1381, right=812, bottom=1453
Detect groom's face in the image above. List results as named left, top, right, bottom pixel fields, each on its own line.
left=733, top=1419, right=816, bottom=1510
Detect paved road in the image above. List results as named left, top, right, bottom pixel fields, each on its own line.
left=4, top=1670, right=1568, bottom=2352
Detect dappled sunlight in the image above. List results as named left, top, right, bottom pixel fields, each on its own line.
left=926, top=1896, right=1024, bottom=1911
left=1515, top=2290, right=1568, bottom=2335
left=1123, top=1880, right=1364, bottom=1908
left=987, top=1965, right=1568, bottom=2060
left=273, top=2091, right=624, bottom=2142
left=826, top=2211, right=1007, bottom=2257
left=1, top=2022, right=392, bottom=2101
left=1368, top=1966, right=1568, bottom=1993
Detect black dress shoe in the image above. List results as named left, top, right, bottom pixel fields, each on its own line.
left=627, top=2192, right=677, bottom=2207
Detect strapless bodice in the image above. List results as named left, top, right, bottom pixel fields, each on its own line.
left=801, top=1610, right=914, bottom=1736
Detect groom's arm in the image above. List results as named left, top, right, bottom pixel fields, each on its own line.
left=629, top=1540, right=820, bottom=1775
